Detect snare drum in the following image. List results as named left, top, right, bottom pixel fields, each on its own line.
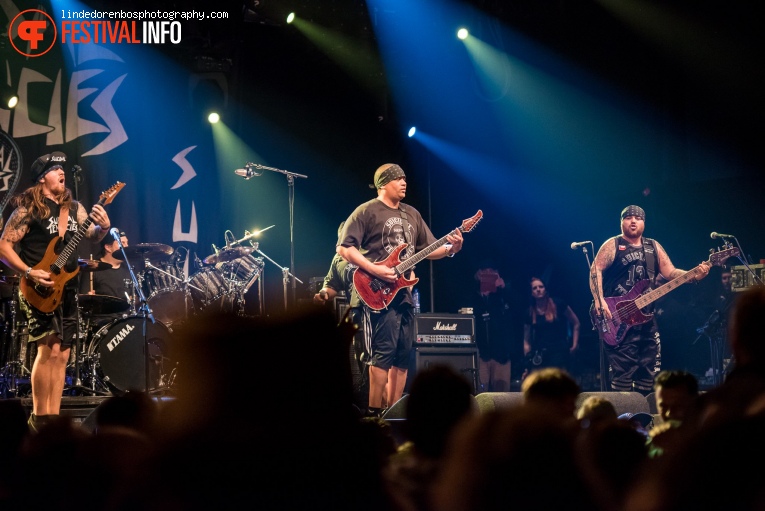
left=88, top=316, right=173, bottom=394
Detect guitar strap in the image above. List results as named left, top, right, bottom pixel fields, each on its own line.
left=398, top=207, right=414, bottom=279
left=398, top=206, right=412, bottom=245
left=58, top=204, right=69, bottom=237
left=642, top=237, right=657, bottom=286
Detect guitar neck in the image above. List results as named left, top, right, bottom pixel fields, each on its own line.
left=52, top=202, right=100, bottom=270
left=394, top=229, right=456, bottom=274
left=634, top=264, right=703, bottom=309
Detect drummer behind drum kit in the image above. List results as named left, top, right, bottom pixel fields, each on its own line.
left=0, top=240, right=264, bottom=398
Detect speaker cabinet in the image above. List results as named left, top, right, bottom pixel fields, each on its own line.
left=474, top=392, right=525, bottom=413
left=575, top=391, right=651, bottom=416
left=414, top=346, right=479, bottom=394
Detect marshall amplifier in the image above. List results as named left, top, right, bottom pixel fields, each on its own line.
left=415, top=313, right=475, bottom=345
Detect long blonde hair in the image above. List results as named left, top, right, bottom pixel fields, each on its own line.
left=12, top=183, right=73, bottom=220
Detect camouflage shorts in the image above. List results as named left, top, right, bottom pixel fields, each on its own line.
left=18, top=287, right=77, bottom=347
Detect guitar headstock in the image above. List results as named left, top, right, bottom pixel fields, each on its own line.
left=99, top=182, right=125, bottom=205
left=709, top=246, right=740, bottom=267
left=459, top=210, right=483, bottom=233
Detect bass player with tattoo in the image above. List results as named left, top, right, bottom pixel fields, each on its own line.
left=589, top=205, right=711, bottom=395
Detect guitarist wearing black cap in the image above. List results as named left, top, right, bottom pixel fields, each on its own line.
left=0, top=151, right=113, bottom=431
left=589, top=205, right=711, bottom=395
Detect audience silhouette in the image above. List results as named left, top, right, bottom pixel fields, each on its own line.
left=5, top=285, right=765, bottom=510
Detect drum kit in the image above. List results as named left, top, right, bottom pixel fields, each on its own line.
left=0, top=241, right=264, bottom=398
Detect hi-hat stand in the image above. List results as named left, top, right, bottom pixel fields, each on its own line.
left=0, top=279, right=27, bottom=397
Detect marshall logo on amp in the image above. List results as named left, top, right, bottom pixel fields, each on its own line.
left=415, top=313, right=475, bottom=344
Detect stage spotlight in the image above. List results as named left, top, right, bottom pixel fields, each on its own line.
left=208, top=112, right=220, bottom=124
left=287, top=12, right=295, bottom=23
left=457, top=28, right=469, bottom=40
left=408, top=127, right=416, bottom=138
left=0, top=85, right=18, bottom=109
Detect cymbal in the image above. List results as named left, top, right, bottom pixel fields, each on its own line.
left=113, top=243, right=174, bottom=262
left=203, top=246, right=255, bottom=265
left=78, top=259, right=112, bottom=272
left=0, top=274, right=20, bottom=284
left=78, top=294, right=130, bottom=314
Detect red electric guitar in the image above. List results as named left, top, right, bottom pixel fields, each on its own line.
left=354, top=210, right=483, bottom=311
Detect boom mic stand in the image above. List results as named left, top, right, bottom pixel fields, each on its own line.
left=724, top=237, right=764, bottom=286
left=250, top=241, right=303, bottom=312
left=241, top=162, right=307, bottom=307
left=575, top=242, right=610, bottom=391
left=111, top=230, right=155, bottom=393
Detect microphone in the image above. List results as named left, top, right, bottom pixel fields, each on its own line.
left=234, top=163, right=263, bottom=180
left=570, top=241, right=591, bottom=249
left=234, top=168, right=255, bottom=180
left=710, top=232, right=735, bottom=239
left=109, top=227, right=123, bottom=247
left=71, top=165, right=82, bottom=173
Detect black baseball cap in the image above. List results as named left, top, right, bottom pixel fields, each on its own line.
left=30, top=151, right=67, bottom=182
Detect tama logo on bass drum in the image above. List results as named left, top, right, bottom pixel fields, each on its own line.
left=106, top=323, right=135, bottom=351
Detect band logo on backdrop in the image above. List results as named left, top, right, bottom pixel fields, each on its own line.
left=0, top=130, right=23, bottom=218
left=2, top=2, right=206, bottom=273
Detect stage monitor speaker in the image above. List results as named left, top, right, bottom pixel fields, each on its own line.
left=414, top=346, right=479, bottom=394
left=575, top=391, right=651, bottom=416
left=474, top=392, right=525, bottom=413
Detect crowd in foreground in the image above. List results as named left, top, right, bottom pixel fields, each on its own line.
left=2, top=284, right=765, bottom=510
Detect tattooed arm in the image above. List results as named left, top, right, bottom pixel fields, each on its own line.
left=77, top=202, right=111, bottom=242
left=0, top=207, right=53, bottom=286
left=655, top=240, right=711, bottom=282
left=590, top=237, right=617, bottom=320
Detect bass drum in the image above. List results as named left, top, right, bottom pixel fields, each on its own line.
left=88, top=316, right=174, bottom=394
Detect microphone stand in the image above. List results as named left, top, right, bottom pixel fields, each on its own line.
left=113, top=234, right=155, bottom=393
left=577, top=243, right=610, bottom=391
left=724, top=237, right=764, bottom=286
left=243, top=163, right=307, bottom=307
left=250, top=241, right=303, bottom=312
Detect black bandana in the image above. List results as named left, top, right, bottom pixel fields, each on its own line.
left=621, top=205, right=645, bottom=220
left=370, top=163, right=406, bottom=189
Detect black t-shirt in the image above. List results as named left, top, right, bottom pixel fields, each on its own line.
left=339, top=199, right=436, bottom=308
left=524, top=297, right=571, bottom=351
left=79, top=262, right=132, bottom=301
left=18, top=198, right=82, bottom=275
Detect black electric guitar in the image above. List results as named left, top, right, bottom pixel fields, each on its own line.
left=354, top=210, right=483, bottom=311
left=20, top=182, right=125, bottom=313
left=591, top=246, right=739, bottom=346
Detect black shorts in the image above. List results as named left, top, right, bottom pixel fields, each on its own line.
left=367, top=305, right=415, bottom=371
left=18, top=286, right=77, bottom=348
